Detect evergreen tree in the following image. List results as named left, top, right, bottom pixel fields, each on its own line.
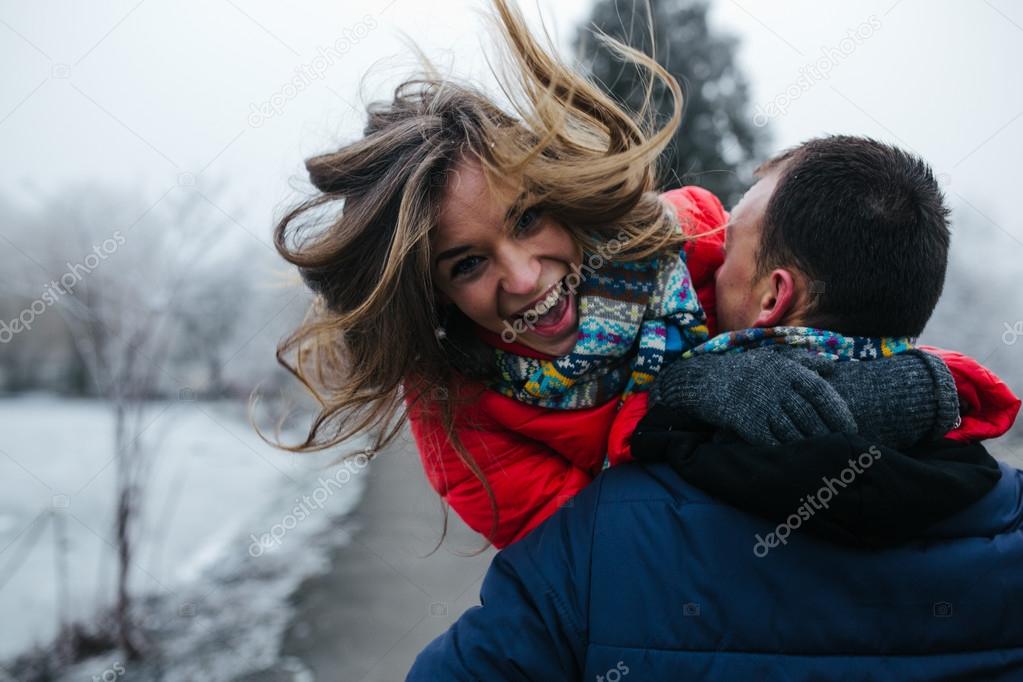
left=575, top=0, right=769, bottom=206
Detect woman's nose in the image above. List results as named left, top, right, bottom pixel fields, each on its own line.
left=498, top=245, right=542, bottom=296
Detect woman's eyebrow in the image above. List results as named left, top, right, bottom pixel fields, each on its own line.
left=434, top=245, right=473, bottom=267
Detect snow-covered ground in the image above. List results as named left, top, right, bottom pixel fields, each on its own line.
left=0, top=395, right=370, bottom=678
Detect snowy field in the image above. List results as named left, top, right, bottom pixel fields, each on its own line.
left=0, top=395, right=370, bottom=678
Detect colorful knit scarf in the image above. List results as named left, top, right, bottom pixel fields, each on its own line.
left=682, top=326, right=916, bottom=361
left=489, top=246, right=710, bottom=409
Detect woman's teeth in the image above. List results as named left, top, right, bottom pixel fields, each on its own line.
left=537, top=286, right=564, bottom=313
left=516, top=279, right=565, bottom=320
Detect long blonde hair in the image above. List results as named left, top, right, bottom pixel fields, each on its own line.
left=266, top=0, right=687, bottom=540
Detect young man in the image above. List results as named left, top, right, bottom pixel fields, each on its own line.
left=715, top=135, right=948, bottom=337
left=406, top=136, right=1023, bottom=681
left=649, top=136, right=1019, bottom=447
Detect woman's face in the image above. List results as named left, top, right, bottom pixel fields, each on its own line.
left=431, top=155, right=582, bottom=357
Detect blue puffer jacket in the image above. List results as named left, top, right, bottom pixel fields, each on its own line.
left=407, top=457, right=1023, bottom=681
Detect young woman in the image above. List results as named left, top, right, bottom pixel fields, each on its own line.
left=269, top=0, right=1013, bottom=548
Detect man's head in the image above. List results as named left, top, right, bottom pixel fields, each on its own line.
left=714, top=135, right=951, bottom=337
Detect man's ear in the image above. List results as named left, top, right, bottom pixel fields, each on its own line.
left=751, top=268, right=800, bottom=328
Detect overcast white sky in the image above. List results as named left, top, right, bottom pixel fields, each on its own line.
left=2, top=0, right=1021, bottom=260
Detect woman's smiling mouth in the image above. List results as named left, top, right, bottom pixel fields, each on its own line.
left=506, top=276, right=577, bottom=339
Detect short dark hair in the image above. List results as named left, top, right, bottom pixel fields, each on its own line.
left=755, top=135, right=950, bottom=337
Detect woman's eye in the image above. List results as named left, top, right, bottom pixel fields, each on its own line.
left=514, top=207, right=541, bottom=235
left=448, top=209, right=541, bottom=280
left=451, top=255, right=484, bottom=279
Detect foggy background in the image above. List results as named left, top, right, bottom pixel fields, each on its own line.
left=1, top=1, right=1021, bottom=680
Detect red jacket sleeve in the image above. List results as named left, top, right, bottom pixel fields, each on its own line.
left=918, top=345, right=1021, bottom=442
left=404, top=385, right=594, bottom=548
left=606, top=391, right=648, bottom=466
